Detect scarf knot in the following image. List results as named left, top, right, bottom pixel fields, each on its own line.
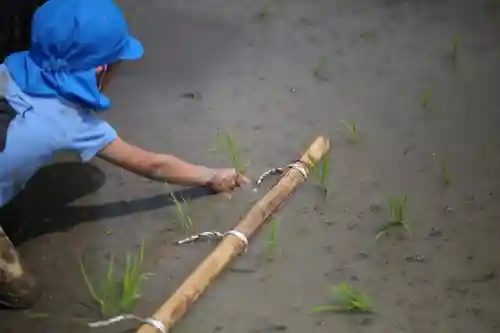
left=42, top=57, right=70, bottom=72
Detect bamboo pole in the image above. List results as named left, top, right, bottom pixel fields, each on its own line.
left=137, top=136, right=330, bottom=333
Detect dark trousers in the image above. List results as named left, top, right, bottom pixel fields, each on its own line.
left=0, top=87, right=40, bottom=308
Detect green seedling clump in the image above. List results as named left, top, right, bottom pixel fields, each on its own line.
left=311, top=153, right=330, bottom=198
left=376, top=195, right=411, bottom=239
left=26, top=313, right=50, bottom=319
left=451, top=38, right=460, bottom=65
left=121, top=243, right=147, bottom=312
left=340, top=120, right=360, bottom=143
left=80, top=241, right=148, bottom=317
left=311, top=282, right=374, bottom=313
left=359, top=30, right=377, bottom=42
left=257, top=0, right=275, bottom=21
left=440, top=159, right=451, bottom=187
left=313, top=56, right=329, bottom=81
left=266, top=217, right=281, bottom=261
left=215, top=131, right=248, bottom=174
left=170, top=192, right=193, bottom=231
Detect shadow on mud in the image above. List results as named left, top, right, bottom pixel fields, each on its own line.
left=0, top=162, right=213, bottom=245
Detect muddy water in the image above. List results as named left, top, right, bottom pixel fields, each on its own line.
left=2, top=0, right=500, bottom=332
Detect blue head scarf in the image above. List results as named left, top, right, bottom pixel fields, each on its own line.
left=5, top=0, right=143, bottom=111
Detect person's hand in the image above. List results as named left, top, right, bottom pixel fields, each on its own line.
left=205, top=168, right=251, bottom=194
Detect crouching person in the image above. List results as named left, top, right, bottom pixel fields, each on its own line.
left=0, top=0, right=249, bottom=308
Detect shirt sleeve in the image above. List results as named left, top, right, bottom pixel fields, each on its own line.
left=69, top=112, right=118, bottom=162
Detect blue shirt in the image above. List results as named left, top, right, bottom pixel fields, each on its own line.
left=0, top=64, right=117, bottom=207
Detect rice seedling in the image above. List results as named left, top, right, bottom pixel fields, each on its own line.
left=313, top=56, right=329, bottom=81
left=170, top=192, right=193, bottom=231
left=311, top=282, right=374, bottom=313
left=311, top=153, right=330, bottom=198
left=422, top=87, right=431, bottom=110
left=266, top=217, right=280, bottom=261
left=257, top=0, right=274, bottom=21
left=80, top=255, right=120, bottom=317
left=120, top=241, right=146, bottom=312
left=451, top=38, right=460, bottom=65
left=440, top=159, right=451, bottom=187
left=214, top=131, right=248, bottom=174
left=340, top=120, right=360, bottom=143
left=376, top=195, right=411, bottom=240
left=80, top=241, right=148, bottom=317
left=359, top=30, right=377, bottom=42
left=26, top=313, right=50, bottom=319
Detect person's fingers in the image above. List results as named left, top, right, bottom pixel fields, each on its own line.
left=236, top=174, right=251, bottom=186
left=216, top=178, right=234, bottom=197
left=209, top=168, right=251, bottom=193
left=221, top=169, right=238, bottom=188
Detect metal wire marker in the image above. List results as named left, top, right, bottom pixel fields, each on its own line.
left=175, top=231, right=224, bottom=245
left=88, top=314, right=167, bottom=332
left=175, top=229, right=249, bottom=252
left=253, top=160, right=308, bottom=191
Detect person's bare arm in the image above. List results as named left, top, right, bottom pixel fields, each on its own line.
left=97, top=137, right=251, bottom=192
left=97, top=137, right=214, bottom=186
